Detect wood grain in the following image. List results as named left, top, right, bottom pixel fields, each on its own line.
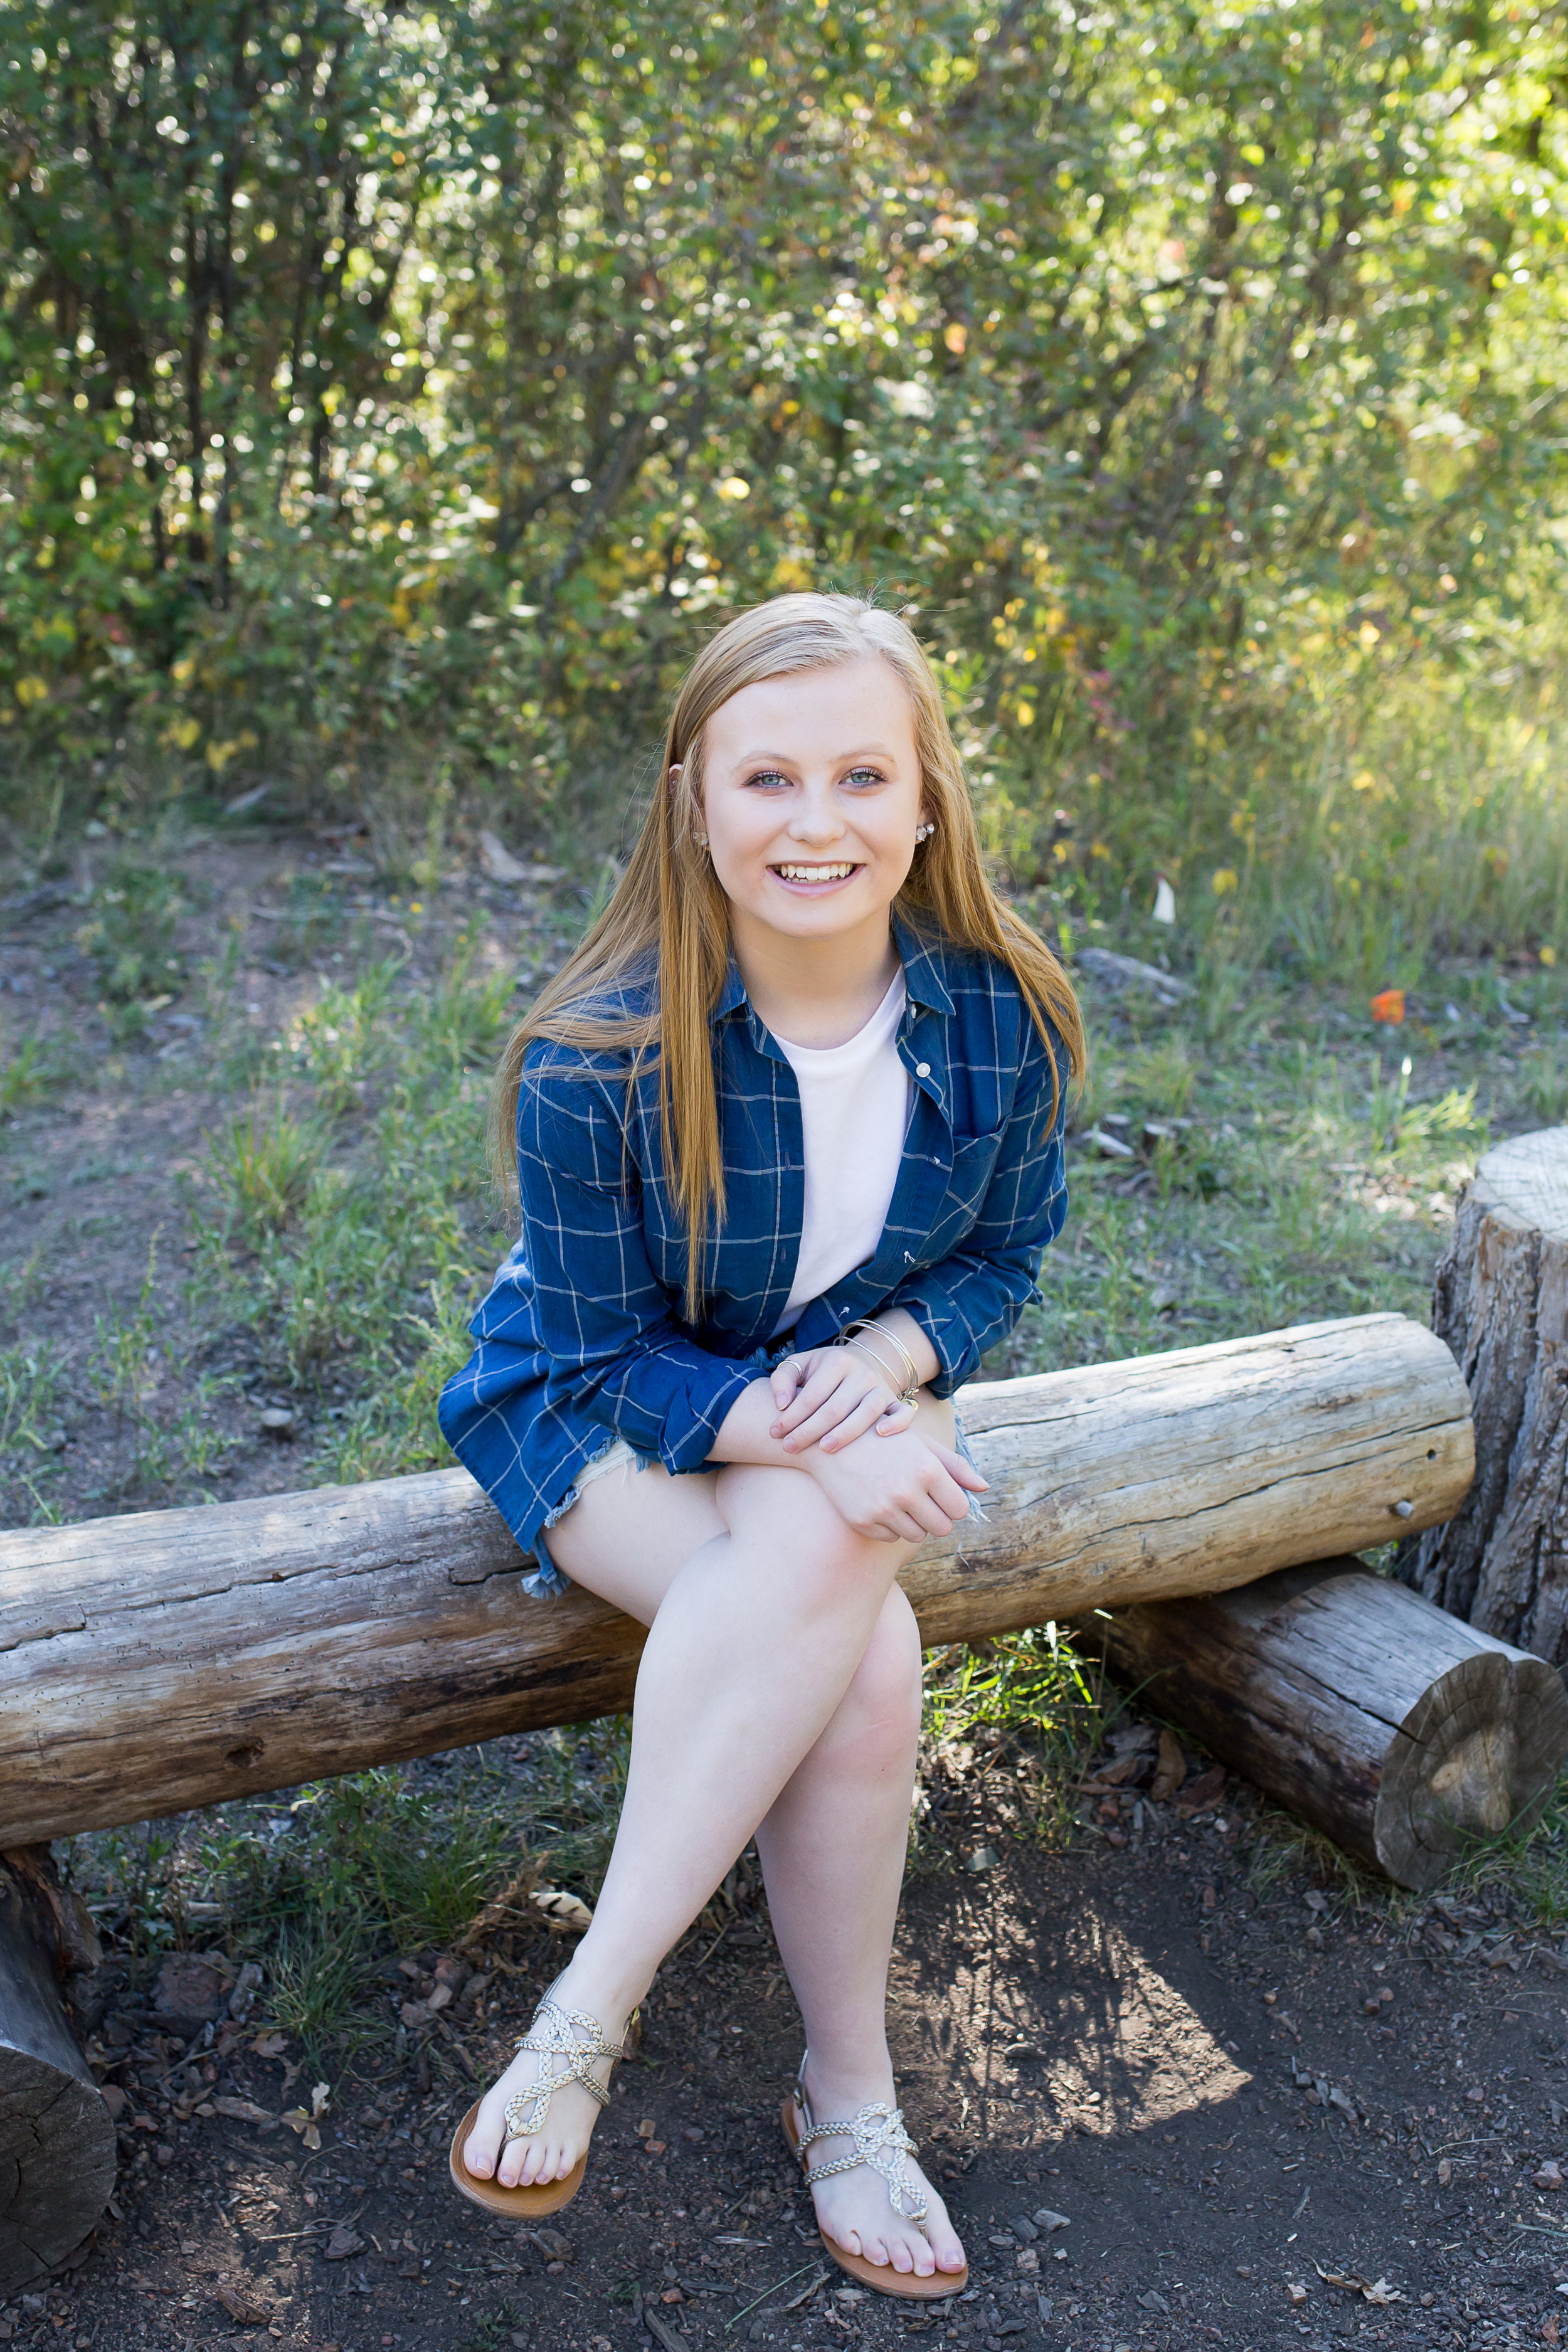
left=1088, top=1559, right=1568, bottom=1888
left=0, top=1311, right=1471, bottom=1848
left=0, top=1849, right=116, bottom=2291
left=1399, top=1126, right=1568, bottom=1660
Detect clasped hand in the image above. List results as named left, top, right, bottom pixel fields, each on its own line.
left=766, top=1345, right=987, bottom=1544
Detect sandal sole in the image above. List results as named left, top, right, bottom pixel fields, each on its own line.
left=780, top=2095, right=968, bottom=2301
left=448, top=2099, right=587, bottom=2217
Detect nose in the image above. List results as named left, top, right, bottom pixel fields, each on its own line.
left=787, top=782, right=846, bottom=846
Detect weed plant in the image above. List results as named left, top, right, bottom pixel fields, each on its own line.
left=68, top=1722, right=632, bottom=2059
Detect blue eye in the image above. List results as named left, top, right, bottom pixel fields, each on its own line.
left=844, top=766, right=886, bottom=787
left=746, top=769, right=790, bottom=790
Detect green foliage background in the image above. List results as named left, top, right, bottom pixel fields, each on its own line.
left=3, top=0, right=1567, bottom=961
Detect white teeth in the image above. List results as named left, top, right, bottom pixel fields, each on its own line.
left=775, top=863, right=854, bottom=881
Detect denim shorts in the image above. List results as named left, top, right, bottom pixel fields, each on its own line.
left=525, top=1406, right=987, bottom=1601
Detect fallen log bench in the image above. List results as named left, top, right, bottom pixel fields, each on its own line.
left=0, top=1312, right=1475, bottom=1845
left=0, top=1308, right=1513, bottom=2285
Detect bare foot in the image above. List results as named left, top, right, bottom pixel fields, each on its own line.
left=796, top=2057, right=967, bottom=2282
left=460, top=1976, right=633, bottom=2192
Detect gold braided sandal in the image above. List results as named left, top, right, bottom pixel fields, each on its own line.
left=781, top=2055, right=968, bottom=2301
left=450, top=1979, right=637, bottom=2218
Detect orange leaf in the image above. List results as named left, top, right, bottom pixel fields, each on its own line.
left=1369, top=988, right=1405, bottom=1025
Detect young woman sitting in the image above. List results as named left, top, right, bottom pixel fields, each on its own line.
left=439, top=592, right=1083, bottom=2299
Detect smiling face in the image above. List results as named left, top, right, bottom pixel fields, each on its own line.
left=692, top=655, right=926, bottom=960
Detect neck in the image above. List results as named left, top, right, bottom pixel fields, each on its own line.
left=728, top=905, right=901, bottom=1050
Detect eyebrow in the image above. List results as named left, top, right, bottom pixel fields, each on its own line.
left=728, top=743, right=903, bottom=765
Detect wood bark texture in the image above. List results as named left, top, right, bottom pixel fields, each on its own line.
left=1399, top=1126, right=1568, bottom=1661
left=1086, top=1559, right=1568, bottom=1888
left=0, top=1847, right=115, bottom=2291
left=0, top=1312, right=1471, bottom=1848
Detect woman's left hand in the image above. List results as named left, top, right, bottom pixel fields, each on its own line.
left=768, top=1344, right=918, bottom=1454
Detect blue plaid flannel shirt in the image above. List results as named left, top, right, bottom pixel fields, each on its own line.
left=438, top=915, right=1069, bottom=1571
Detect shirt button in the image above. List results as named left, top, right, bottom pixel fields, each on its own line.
left=916, top=1061, right=931, bottom=1077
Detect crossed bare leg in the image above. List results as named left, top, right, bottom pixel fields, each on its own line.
left=457, top=1414, right=968, bottom=2284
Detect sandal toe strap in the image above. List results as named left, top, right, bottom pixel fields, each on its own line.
left=501, top=1993, right=632, bottom=2143
left=797, top=2100, right=928, bottom=2223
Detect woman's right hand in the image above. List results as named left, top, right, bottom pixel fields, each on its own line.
left=803, top=1424, right=987, bottom=1544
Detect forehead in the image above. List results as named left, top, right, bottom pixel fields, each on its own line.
left=704, top=655, right=915, bottom=759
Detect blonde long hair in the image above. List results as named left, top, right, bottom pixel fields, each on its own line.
left=494, top=593, right=1085, bottom=1316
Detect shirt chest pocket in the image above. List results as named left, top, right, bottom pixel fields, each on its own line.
left=921, top=1129, right=1005, bottom=1259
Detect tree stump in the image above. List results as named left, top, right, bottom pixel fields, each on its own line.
left=1085, top=1559, right=1568, bottom=1888
left=1399, top=1126, right=1568, bottom=1663
left=0, top=1848, right=115, bottom=2291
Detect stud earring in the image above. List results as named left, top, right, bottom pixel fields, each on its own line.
left=914, top=822, right=935, bottom=842
left=693, top=830, right=709, bottom=849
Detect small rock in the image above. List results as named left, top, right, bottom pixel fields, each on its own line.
left=1033, top=2208, right=1071, bottom=2232
left=1236, top=2264, right=1253, bottom=2278
left=1286, top=2282, right=1308, bottom=2306
left=215, top=2283, right=271, bottom=2324
left=1438, top=2158, right=1453, bottom=2185
left=98, top=2082, right=127, bottom=2121
left=1015, top=2248, right=1039, bottom=2274
left=259, top=1406, right=295, bottom=1438
left=153, top=1952, right=230, bottom=2037
left=528, top=2226, right=574, bottom=2263
left=1140, top=2289, right=1170, bottom=2311
left=227, top=1961, right=264, bottom=2022
left=1012, top=2213, right=1039, bottom=2241
left=965, top=1845, right=999, bottom=1873
left=1149, top=1726, right=1185, bottom=1802
left=1176, top=1764, right=1226, bottom=1815
left=323, top=2223, right=364, bottom=2261
left=1535, top=2160, right=1565, bottom=2191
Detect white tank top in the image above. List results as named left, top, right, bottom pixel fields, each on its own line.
left=771, top=970, right=912, bottom=1332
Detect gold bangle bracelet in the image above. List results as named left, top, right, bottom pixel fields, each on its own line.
left=840, top=1330, right=919, bottom=1409
left=852, top=1316, right=922, bottom=1401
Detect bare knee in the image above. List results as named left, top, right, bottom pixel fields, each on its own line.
left=716, top=1463, right=907, bottom=1602
left=827, top=1594, right=923, bottom=1767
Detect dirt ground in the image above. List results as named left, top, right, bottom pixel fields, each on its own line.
left=18, top=1789, right=1568, bottom=2352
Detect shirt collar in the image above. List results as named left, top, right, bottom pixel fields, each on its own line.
left=709, top=910, right=956, bottom=1027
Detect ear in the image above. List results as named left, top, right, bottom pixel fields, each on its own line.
left=667, top=763, right=684, bottom=787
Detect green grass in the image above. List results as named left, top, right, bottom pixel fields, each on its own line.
left=67, top=1724, right=629, bottom=2062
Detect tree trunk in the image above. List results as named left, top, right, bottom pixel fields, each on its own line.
left=0, top=1848, right=116, bottom=2292
left=0, top=1311, right=1470, bottom=1848
left=1399, top=1126, right=1568, bottom=1662
left=1086, top=1559, right=1568, bottom=1888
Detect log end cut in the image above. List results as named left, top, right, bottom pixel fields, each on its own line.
left=1376, top=1648, right=1568, bottom=1890
left=0, top=2058, right=117, bottom=2293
